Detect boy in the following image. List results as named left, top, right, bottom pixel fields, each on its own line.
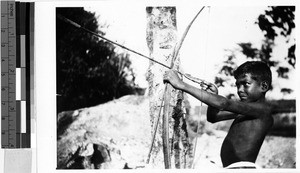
left=163, top=61, right=274, bottom=168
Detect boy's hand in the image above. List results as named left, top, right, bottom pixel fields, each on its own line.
left=163, top=70, right=185, bottom=90
left=204, top=82, right=218, bottom=94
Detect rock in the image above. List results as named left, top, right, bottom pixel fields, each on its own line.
left=57, top=95, right=151, bottom=169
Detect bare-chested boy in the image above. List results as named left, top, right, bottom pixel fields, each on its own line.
left=163, top=61, right=274, bottom=168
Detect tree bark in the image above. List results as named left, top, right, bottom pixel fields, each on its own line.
left=146, top=7, right=192, bottom=169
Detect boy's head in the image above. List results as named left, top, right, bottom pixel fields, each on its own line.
left=234, top=61, right=272, bottom=101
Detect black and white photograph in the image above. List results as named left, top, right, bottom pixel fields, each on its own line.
left=52, top=1, right=296, bottom=171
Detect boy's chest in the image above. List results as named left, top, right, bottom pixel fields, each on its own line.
left=230, top=115, right=268, bottom=136
left=233, top=114, right=255, bottom=124
left=231, top=114, right=273, bottom=133
left=230, top=115, right=264, bottom=134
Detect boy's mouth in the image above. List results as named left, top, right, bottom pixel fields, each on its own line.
left=239, top=94, right=248, bottom=100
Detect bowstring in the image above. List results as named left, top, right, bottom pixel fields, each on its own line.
left=191, top=6, right=211, bottom=168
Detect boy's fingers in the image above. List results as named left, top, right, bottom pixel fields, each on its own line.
left=202, top=84, right=211, bottom=91
left=200, top=81, right=212, bottom=88
left=184, top=73, right=208, bottom=86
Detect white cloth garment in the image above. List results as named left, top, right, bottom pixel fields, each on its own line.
left=225, top=161, right=261, bottom=169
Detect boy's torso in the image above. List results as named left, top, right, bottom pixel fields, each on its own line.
left=220, top=114, right=273, bottom=167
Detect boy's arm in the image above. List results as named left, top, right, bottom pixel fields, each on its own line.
left=164, top=70, right=272, bottom=119
left=207, top=106, right=237, bottom=123
left=204, top=80, right=237, bottom=122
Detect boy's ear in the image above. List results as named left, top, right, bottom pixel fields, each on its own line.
left=261, top=81, right=269, bottom=91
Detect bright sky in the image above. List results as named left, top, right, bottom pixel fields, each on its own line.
left=85, top=2, right=295, bottom=105
left=86, top=4, right=266, bottom=84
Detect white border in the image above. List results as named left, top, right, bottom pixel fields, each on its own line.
left=35, top=0, right=299, bottom=173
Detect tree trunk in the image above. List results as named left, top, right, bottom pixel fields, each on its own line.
left=146, top=7, right=192, bottom=169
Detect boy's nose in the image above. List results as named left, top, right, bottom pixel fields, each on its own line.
left=238, top=85, right=244, bottom=93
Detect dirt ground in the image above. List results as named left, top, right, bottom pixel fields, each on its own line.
left=57, top=95, right=296, bottom=169
left=191, top=132, right=296, bottom=169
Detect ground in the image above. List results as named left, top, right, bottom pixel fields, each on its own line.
left=57, top=95, right=296, bottom=169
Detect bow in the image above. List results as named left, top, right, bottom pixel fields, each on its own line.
left=162, top=6, right=206, bottom=168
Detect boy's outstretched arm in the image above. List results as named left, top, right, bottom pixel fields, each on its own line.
left=163, top=70, right=272, bottom=119
left=207, top=107, right=237, bottom=123
left=205, top=84, right=237, bottom=123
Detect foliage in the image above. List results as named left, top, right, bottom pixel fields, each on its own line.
left=215, top=6, right=295, bottom=97
left=257, top=6, right=295, bottom=68
left=57, top=8, right=137, bottom=112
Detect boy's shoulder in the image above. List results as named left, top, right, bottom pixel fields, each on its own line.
left=229, top=98, right=273, bottom=119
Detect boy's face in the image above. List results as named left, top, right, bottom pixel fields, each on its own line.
left=235, top=73, right=265, bottom=102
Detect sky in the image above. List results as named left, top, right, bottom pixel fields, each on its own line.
left=86, top=4, right=265, bottom=84
left=85, top=3, right=295, bottom=105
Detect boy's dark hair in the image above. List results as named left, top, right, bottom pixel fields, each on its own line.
left=234, top=61, right=272, bottom=89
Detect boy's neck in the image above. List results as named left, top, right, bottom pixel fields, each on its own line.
left=254, top=95, right=266, bottom=103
